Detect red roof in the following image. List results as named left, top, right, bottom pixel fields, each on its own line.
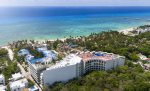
left=78, top=52, right=113, bottom=62
left=144, top=58, right=150, bottom=61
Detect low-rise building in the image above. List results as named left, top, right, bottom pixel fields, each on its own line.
left=25, top=55, right=34, bottom=62
left=143, top=58, right=150, bottom=63
left=138, top=53, right=147, bottom=60
left=10, top=78, right=28, bottom=91
left=143, top=63, right=150, bottom=70
left=11, top=73, right=23, bottom=81
left=28, top=85, right=39, bottom=91
left=0, top=85, right=6, bottom=91
left=18, top=49, right=30, bottom=56
left=0, top=74, right=5, bottom=85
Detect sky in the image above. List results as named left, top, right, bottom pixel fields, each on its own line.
left=0, top=0, right=150, bottom=6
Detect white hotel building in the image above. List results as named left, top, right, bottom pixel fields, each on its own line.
left=78, top=51, right=125, bottom=73
left=27, top=48, right=57, bottom=84
left=19, top=47, right=125, bottom=87
left=18, top=47, right=58, bottom=84
left=40, top=51, right=125, bottom=86
left=41, top=54, right=83, bottom=86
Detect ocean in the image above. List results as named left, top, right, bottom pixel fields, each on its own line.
left=0, top=6, right=150, bottom=46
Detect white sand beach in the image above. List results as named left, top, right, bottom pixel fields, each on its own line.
left=119, top=28, right=135, bottom=35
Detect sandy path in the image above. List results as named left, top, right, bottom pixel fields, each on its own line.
left=2, top=46, right=14, bottom=61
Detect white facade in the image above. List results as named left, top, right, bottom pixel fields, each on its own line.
left=105, top=57, right=125, bottom=70
left=0, top=74, right=5, bottom=85
left=39, top=52, right=125, bottom=86
left=25, top=49, right=125, bottom=87
left=18, top=49, right=30, bottom=56
left=79, top=52, right=125, bottom=73
left=138, top=53, right=147, bottom=60
left=28, top=61, right=51, bottom=84
left=11, top=73, right=23, bottom=81
left=0, top=85, right=6, bottom=91
left=19, top=47, right=57, bottom=84
left=41, top=54, right=82, bottom=86
left=10, top=78, right=28, bottom=91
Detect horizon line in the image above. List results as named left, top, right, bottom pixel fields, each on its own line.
left=0, top=5, right=150, bottom=7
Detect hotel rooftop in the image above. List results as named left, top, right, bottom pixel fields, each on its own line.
left=45, top=51, right=124, bottom=70
left=9, top=78, right=28, bottom=91
left=19, top=47, right=57, bottom=65
left=78, top=51, right=123, bottom=62
left=46, top=54, right=82, bottom=70
left=12, top=73, right=23, bottom=81
left=18, top=49, right=30, bottom=56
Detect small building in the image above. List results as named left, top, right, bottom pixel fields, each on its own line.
left=10, top=78, right=28, bottom=91
left=0, top=74, right=5, bottom=85
left=25, top=55, right=34, bottom=62
left=0, top=85, right=6, bottom=91
left=143, top=58, right=150, bottom=63
left=143, top=64, right=150, bottom=70
left=18, top=49, right=30, bottom=56
left=28, top=85, right=39, bottom=91
left=12, top=73, right=23, bottom=81
left=138, top=53, right=147, bottom=60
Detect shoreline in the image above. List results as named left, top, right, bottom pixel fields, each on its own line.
left=0, top=25, right=149, bottom=48
left=0, top=38, right=66, bottom=48
left=119, top=28, right=134, bottom=34
left=119, top=27, right=136, bottom=35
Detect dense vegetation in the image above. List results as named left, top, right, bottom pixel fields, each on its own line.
left=28, top=79, right=35, bottom=88
left=44, top=31, right=150, bottom=91
left=45, top=61, right=150, bottom=91
left=0, top=48, right=8, bottom=57
left=138, top=25, right=150, bottom=29
left=9, top=30, right=150, bottom=91
left=64, top=31, right=150, bottom=61
left=0, top=49, right=20, bottom=83
left=12, top=41, right=44, bottom=63
left=27, top=47, right=44, bottom=59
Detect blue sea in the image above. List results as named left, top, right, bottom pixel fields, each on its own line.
left=0, top=6, right=150, bottom=46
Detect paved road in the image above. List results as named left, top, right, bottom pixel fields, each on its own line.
left=17, top=62, right=29, bottom=77
left=17, top=62, right=43, bottom=91
left=4, top=46, right=43, bottom=91
left=2, top=46, right=14, bottom=61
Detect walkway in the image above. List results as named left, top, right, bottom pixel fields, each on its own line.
left=2, top=46, right=14, bottom=61
left=3, top=46, right=42, bottom=91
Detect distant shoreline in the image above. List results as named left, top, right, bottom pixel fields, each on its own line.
left=0, top=24, right=149, bottom=48
left=0, top=38, right=66, bottom=48
left=1, top=6, right=150, bottom=48
left=119, top=27, right=136, bottom=35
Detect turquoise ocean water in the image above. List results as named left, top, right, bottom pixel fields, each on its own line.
left=0, top=7, right=150, bottom=45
